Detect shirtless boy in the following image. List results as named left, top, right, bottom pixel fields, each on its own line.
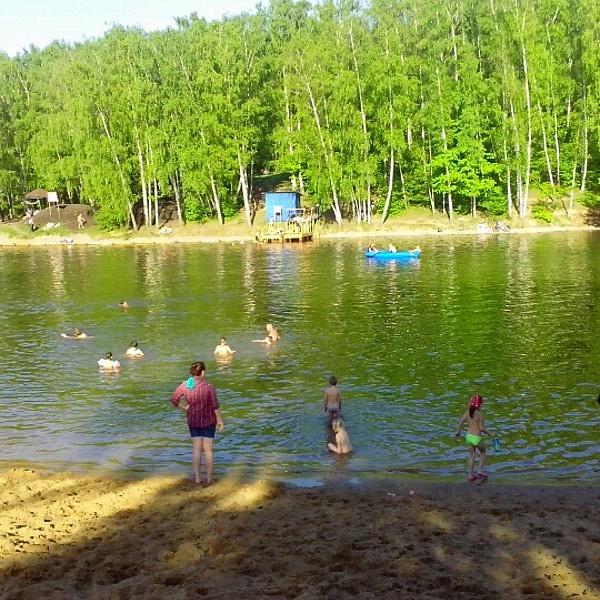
left=324, top=375, right=342, bottom=420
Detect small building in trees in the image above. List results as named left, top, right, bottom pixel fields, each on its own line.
left=264, top=191, right=301, bottom=222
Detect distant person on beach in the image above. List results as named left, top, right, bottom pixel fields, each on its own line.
left=454, top=394, right=492, bottom=482
left=324, top=375, right=342, bottom=420
left=170, top=361, right=224, bottom=486
left=77, top=213, right=86, bottom=229
left=61, top=328, right=89, bottom=339
left=214, top=337, right=236, bottom=356
left=253, top=323, right=279, bottom=345
left=126, top=341, right=144, bottom=357
left=327, top=419, right=352, bottom=454
left=98, top=352, right=120, bottom=371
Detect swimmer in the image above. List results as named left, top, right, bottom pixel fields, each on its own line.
left=214, top=337, right=236, bottom=356
left=327, top=419, right=352, bottom=454
left=119, top=300, right=129, bottom=309
left=98, top=352, right=120, bottom=371
left=126, top=341, right=144, bottom=357
left=252, top=323, right=280, bottom=345
left=61, top=328, right=89, bottom=339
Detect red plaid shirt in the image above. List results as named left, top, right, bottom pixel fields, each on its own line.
left=170, top=378, right=220, bottom=428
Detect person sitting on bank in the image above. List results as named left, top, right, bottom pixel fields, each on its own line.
left=61, top=328, right=89, bottom=339
left=214, top=337, right=236, bottom=356
left=126, top=341, right=144, bottom=357
left=98, top=352, right=120, bottom=371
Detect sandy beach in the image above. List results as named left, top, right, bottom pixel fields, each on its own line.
left=0, top=223, right=598, bottom=247
left=1, top=468, right=598, bottom=600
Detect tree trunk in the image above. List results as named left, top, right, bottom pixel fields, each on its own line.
left=238, top=151, right=252, bottom=227
left=381, top=147, right=394, bottom=223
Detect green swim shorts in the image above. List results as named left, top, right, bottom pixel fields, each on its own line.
left=465, top=433, right=483, bottom=447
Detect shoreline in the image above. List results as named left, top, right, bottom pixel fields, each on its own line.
left=0, top=223, right=598, bottom=247
left=1, top=467, right=598, bottom=599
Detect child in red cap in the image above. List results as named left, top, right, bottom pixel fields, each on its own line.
left=454, top=394, right=492, bottom=482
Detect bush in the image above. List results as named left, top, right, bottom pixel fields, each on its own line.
left=581, top=191, right=600, bottom=208
left=532, top=203, right=553, bottom=223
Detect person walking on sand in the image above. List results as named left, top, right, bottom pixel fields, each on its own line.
left=170, top=361, right=224, bottom=486
left=328, top=419, right=352, bottom=454
left=454, top=394, right=493, bottom=482
left=324, top=375, right=342, bottom=420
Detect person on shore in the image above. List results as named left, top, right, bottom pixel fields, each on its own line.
left=77, top=213, right=86, bottom=229
left=324, top=375, right=342, bottom=420
left=98, top=352, right=120, bottom=371
left=454, top=394, right=492, bottom=482
left=61, top=328, right=89, bottom=339
left=126, top=341, right=144, bottom=357
left=327, top=419, right=352, bottom=454
left=170, top=361, right=224, bottom=486
left=253, top=323, right=279, bottom=345
left=214, top=337, right=236, bottom=356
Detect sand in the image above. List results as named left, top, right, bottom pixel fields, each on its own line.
left=1, top=468, right=598, bottom=600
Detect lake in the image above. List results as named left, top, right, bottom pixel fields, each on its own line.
left=0, top=231, right=598, bottom=486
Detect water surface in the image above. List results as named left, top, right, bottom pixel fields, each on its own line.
left=0, top=232, right=598, bottom=485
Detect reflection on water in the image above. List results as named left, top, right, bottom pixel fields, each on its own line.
left=0, top=233, right=599, bottom=485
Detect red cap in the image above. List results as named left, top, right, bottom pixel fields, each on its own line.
left=469, top=395, right=483, bottom=409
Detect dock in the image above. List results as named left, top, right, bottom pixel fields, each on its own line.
left=256, top=219, right=315, bottom=243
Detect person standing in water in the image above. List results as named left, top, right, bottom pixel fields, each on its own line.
left=324, top=375, right=342, bottom=420
left=454, top=394, right=492, bottom=482
left=170, top=361, right=224, bottom=486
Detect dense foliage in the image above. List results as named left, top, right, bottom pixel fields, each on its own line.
left=1, top=0, right=599, bottom=229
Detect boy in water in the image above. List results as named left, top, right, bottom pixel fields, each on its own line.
left=324, top=375, right=342, bottom=420
left=327, top=419, right=352, bottom=454
left=454, top=394, right=492, bottom=482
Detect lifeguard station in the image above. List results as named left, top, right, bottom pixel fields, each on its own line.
left=257, top=192, right=318, bottom=243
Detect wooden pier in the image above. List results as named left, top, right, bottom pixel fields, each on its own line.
left=256, top=211, right=317, bottom=243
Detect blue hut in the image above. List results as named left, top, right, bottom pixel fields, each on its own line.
left=264, top=192, right=300, bottom=223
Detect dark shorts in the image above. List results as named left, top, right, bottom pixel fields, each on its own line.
left=189, top=424, right=216, bottom=438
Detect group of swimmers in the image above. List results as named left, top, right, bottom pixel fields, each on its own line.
left=64, top=307, right=492, bottom=481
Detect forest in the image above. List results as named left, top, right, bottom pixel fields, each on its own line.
left=0, top=0, right=599, bottom=230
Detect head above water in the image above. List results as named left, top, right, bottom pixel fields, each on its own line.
left=219, top=337, right=228, bottom=344
left=189, top=361, right=206, bottom=377
left=331, top=419, right=344, bottom=432
left=74, top=328, right=82, bottom=336
left=329, top=375, right=338, bottom=386
left=129, top=341, right=138, bottom=348
left=104, top=352, right=113, bottom=360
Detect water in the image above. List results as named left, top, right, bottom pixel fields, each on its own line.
left=0, top=232, right=598, bottom=485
